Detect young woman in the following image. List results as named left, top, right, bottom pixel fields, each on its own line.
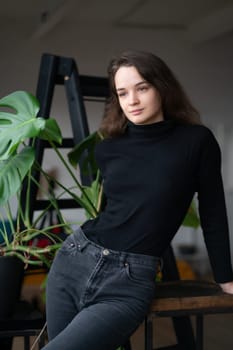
left=43, top=50, right=233, bottom=350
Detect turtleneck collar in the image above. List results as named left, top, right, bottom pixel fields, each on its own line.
left=126, top=119, right=175, bottom=139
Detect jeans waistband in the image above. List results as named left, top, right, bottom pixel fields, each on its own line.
left=73, top=226, right=162, bottom=269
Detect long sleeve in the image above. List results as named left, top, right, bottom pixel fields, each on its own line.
left=197, top=128, right=233, bottom=283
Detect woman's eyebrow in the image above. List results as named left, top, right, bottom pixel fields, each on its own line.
left=116, top=81, right=147, bottom=91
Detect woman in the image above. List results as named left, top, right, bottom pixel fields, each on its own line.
left=43, top=50, right=233, bottom=350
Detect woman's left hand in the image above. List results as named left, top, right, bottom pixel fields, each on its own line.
left=219, top=281, right=233, bottom=294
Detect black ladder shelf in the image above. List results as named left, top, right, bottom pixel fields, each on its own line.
left=23, top=53, right=109, bottom=223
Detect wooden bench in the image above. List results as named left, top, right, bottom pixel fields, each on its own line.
left=145, top=280, right=233, bottom=350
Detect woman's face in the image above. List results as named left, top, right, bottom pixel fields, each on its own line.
left=114, top=65, right=163, bottom=125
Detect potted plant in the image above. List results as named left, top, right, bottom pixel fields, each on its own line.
left=0, top=90, right=103, bottom=319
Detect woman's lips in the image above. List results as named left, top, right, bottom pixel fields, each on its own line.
left=130, top=109, right=144, bottom=115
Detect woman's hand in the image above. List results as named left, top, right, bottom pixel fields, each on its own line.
left=219, top=281, right=233, bottom=294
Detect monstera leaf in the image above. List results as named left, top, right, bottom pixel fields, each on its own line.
left=0, top=147, right=35, bottom=206
left=68, top=131, right=104, bottom=218
left=80, top=172, right=103, bottom=219
left=0, top=91, right=62, bottom=205
left=68, top=131, right=102, bottom=175
left=0, top=91, right=62, bottom=160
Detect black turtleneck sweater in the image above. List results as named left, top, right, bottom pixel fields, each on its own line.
left=82, top=120, right=233, bottom=283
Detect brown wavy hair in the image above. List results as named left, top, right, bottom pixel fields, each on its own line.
left=100, top=50, right=200, bottom=137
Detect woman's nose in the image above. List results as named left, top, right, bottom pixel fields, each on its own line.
left=128, top=92, right=139, bottom=105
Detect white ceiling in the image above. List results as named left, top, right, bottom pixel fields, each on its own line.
left=1, top=0, right=233, bottom=42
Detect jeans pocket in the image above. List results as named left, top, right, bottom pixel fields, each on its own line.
left=58, top=234, right=77, bottom=256
left=124, top=262, right=156, bottom=286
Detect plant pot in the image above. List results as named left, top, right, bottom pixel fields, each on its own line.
left=0, top=256, right=24, bottom=319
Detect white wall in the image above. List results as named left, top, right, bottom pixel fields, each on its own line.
left=1, top=18, right=233, bottom=261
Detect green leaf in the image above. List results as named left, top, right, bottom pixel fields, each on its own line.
left=39, top=118, right=62, bottom=145
left=0, top=147, right=35, bottom=206
left=68, top=131, right=102, bottom=175
left=182, top=201, right=200, bottom=228
left=0, top=91, right=62, bottom=159
left=81, top=174, right=102, bottom=219
left=0, top=90, right=39, bottom=116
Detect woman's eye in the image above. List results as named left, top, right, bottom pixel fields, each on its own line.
left=118, top=92, right=127, bottom=97
left=138, top=86, right=148, bottom=91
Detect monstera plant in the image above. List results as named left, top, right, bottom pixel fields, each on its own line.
left=0, top=90, right=103, bottom=267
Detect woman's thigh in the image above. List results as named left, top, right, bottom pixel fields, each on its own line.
left=45, top=233, right=95, bottom=339
left=43, top=299, right=145, bottom=350
left=46, top=269, right=78, bottom=340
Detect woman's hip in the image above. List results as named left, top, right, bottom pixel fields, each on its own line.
left=47, top=226, right=160, bottom=308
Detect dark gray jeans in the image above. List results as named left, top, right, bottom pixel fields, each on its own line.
left=43, top=227, right=160, bottom=350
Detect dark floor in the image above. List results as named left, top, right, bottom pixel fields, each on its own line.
left=12, top=313, right=233, bottom=349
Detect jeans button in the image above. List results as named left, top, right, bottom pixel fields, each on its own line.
left=103, top=249, right=110, bottom=256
